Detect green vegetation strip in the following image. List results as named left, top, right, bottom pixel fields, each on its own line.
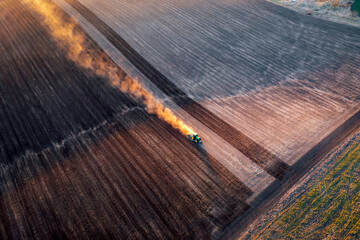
left=254, top=142, right=360, bottom=239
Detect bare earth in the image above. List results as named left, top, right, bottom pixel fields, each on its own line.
left=0, top=0, right=359, bottom=239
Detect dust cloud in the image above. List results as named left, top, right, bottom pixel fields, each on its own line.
left=22, top=0, right=195, bottom=136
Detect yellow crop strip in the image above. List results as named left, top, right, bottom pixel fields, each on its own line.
left=253, top=142, right=360, bottom=239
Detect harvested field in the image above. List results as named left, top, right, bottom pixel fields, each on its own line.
left=0, top=0, right=359, bottom=239
left=240, top=131, right=360, bottom=239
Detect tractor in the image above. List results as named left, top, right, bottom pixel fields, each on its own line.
left=188, top=133, right=202, bottom=143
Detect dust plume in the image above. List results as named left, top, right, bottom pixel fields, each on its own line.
left=21, top=0, right=195, bottom=136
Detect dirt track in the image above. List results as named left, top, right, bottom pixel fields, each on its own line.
left=62, top=0, right=291, bottom=181
left=221, top=110, right=360, bottom=239
left=0, top=0, right=359, bottom=239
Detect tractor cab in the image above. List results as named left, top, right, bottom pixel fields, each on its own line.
left=188, top=133, right=202, bottom=143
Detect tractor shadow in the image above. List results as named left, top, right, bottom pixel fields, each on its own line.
left=191, top=142, right=220, bottom=185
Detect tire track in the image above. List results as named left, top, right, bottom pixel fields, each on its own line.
left=63, top=0, right=290, bottom=180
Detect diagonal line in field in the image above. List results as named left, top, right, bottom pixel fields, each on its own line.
left=63, top=0, right=291, bottom=180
